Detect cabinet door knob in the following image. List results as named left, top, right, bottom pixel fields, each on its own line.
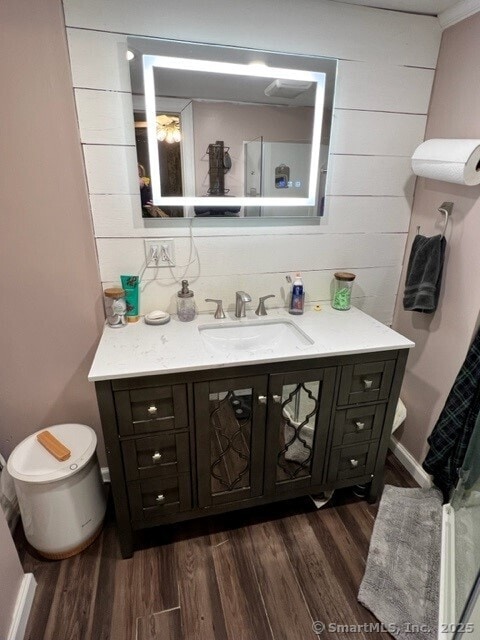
left=272, top=395, right=282, bottom=404
left=257, top=395, right=267, bottom=405
left=155, top=494, right=166, bottom=504
left=350, top=458, right=359, bottom=468
left=355, top=421, right=365, bottom=431
left=152, top=451, right=162, bottom=463
left=363, top=379, right=373, bottom=390
left=148, top=405, right=158, bottom=415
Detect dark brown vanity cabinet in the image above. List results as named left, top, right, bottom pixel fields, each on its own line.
left=95, top=349, right=408, bottom=558
left=193, top=368, right=336, bottom=508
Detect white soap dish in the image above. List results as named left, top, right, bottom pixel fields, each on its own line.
left=144, top=310, right=171, bottom=326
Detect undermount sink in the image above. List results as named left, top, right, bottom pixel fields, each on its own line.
left=198, top=319, right=314, bottom=355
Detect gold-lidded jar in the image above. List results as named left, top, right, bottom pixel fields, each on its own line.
left=332, top=272, right=356, bottom=311
left=104, top=287, right=127, bottom=327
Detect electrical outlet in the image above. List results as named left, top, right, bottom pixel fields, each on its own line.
left=144, top=239, right=175, bottom=267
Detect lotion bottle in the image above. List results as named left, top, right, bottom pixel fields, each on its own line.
left=289, top=272, right=305, bottom=315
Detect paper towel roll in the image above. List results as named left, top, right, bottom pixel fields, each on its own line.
left=411, top=138, right=480, bottom=185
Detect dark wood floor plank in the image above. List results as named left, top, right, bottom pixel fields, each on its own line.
left=137, top=608, right=182, bottom=640
left=42, top=532, right=103, bottom=640
left=15, top=525, right=62, bottom=640
left=175, top=533, right=228, bottom=640
left=22, top=556, right=61, bottom=640
left=332, top=499, right=375, bottom=556
left=209, top=529, right=274, bottom=640
left=384, top=451, right=419, bottom=488
left=89, top=521, right=119, bottom=640
left=110, top=538, right=178, bottom=640
left=310, top=506, right=367, bottom=589
left=276, top=512, right=365, bottom=640
left=320, top=506, right=394, bottom=639
left=307, top=507, right=393, bottom=639
left=236, top=519, right=315, bottom=640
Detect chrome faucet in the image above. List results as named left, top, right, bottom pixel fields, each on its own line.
left=235, top=291, right=251, bottom=318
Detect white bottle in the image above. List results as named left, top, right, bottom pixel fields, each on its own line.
left=289, top=272, right=305, bottom=315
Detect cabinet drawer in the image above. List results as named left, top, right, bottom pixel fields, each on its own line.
left=327, top=442, right=378, bottom=483
left=127, top=474, right=192, bottom=521
left=122, top=432, right=190, bottom=481
left=332, top=404, right=386, bottom=447
left=338, top=360, right=395, bottom=406
left=115, top=384, right=188, bottom=435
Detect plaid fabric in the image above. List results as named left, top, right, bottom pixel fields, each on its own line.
left=423, top=326, right=480, bottom=499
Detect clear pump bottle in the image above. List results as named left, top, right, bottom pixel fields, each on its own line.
left=177, top=280, right=196, bottom=322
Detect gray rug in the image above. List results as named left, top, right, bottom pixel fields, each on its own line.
left=358, top=485, right=443, bottom=640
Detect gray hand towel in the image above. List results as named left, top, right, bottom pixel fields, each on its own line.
left=403, top=234, right=446, bottom=313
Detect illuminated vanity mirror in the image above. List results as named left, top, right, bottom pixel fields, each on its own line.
left=127, top=37, right=337, bottom=218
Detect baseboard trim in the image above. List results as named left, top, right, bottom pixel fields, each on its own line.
left=389, top=436, right=432, bottom=488
left=101, top=467, right=110, bottom=483
left=439, top=0, right=480, bottom=29
left=7, top=573, right=37, bottom=640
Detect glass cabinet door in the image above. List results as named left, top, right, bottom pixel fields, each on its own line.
left=194, top=375, right=268, bottom=507
left=264, top=368, right=336, bottom=496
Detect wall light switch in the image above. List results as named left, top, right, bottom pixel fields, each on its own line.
left=144, top=239, right=175, bottom=267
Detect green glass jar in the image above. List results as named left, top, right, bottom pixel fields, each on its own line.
left=332, top=272, right=356, bottom=310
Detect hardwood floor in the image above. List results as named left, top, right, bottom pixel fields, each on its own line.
left=16, top=453, right=417, bottom=640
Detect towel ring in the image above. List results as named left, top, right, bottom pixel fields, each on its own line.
left=438, top=201, right=453, bottom=238
left=416, top=201, right=453, bottom=238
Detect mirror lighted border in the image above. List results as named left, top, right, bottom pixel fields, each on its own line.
left=128, top=36, right=337, bottom=221
left=143, top=54, right=326, bottom=209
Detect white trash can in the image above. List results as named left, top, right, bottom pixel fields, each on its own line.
left=8, top=424, right=106, bottom=559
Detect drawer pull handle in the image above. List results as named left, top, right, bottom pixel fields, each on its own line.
left=355, top=421, right=365, bottom=431
left=363, top=379, right=373, bottom=390
left=147, top=405, right=158, bottom=415
left=272, top=395, right=282, bottom=404
left=152, top=451, right=162, bottom=463
left=155, top=494, right=166, bottom=504
left=257, top=395, right=267, bottom=405
left=350, top=458, right=359, bottom=469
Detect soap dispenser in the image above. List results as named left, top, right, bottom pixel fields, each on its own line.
left=177, top=280, right=196, bottom=322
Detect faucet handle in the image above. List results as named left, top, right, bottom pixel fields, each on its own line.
left=255, top=294, right=275, bottom=316
left=205, top=298, right=226, bottom=319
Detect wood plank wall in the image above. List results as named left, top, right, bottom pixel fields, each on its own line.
left=63, top=0, right=441, bottom=324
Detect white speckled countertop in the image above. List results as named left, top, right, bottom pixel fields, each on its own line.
left=88, top=306, right=414, bottom=382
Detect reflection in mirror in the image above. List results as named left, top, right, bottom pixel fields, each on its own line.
left=128, top=37, right=337, bottom=219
